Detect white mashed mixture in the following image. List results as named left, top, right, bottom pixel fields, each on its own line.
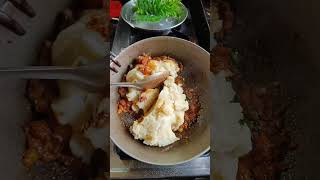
left=210, top=71, right=252, bottom=180
left=50, top=10, right=108, bottom=163
left=125, top=58, right=189, bottom=147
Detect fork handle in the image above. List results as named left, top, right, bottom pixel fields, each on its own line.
left=0, top=66, right=76, bottom=79
left=110, top=82, right=142, bottom=89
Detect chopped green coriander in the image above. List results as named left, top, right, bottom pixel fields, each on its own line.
left=134, top=0, right=184, bottom=22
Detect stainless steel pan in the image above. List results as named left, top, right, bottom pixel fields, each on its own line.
left=110, top=36, right=210, bottom=165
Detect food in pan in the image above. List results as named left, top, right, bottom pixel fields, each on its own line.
left=22, top=7, right=108, bottom=179
left=117, top=54, right=200, bottom=147
left=211, top=1, right=297, bottom=179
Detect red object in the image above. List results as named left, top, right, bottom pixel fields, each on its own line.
left=110, top=0, right=122, bottom=18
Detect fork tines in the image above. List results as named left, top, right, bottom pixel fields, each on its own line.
left=110, top=51, right=121, bottom=73
left=0, top=0, right=35, bottom=35
left=8, top=0, right=35, bottom=17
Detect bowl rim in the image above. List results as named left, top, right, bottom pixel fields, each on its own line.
left=120, top=0, right=189, bottom=32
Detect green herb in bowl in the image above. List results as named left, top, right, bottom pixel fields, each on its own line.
left=133, top=0, right=184, bottom=22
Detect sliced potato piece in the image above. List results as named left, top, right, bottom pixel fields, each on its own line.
left=126, top=88, right=141, bottom=102
left=126, top=66, right=145, bottom=82
left=136, top=88, right=160, bottom=113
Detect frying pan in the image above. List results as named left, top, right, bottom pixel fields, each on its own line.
left=110, top=36, right=210, bottom=165
left=210, top=0, right=320, bottom=179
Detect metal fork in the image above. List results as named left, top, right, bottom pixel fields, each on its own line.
left=0, top=59, right=107, bottom=91
left=0, top=0, right=35, bottom=35
left=110, top=51, right=121, bottom=73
